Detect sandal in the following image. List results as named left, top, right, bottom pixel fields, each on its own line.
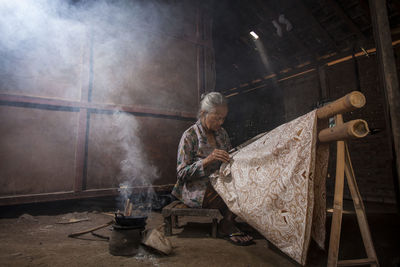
left=221, top=232, right=255, bottom=246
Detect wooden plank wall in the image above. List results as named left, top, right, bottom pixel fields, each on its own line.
left=223, top=49, right=397, bottom=204
left=0, top=0, right=214, bottom=205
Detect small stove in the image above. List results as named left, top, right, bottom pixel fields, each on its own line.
left=109, top=213, right=147, bottom=256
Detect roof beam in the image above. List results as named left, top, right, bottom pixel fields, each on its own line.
left=326, top=0, right=368, bottom=44
left=251, top=0, right=315, bottom=67
left=298, top=0, right=339, bottom=52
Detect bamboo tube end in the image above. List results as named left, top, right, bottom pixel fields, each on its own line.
left=316, top=91, right=366, bottom=119
left=349, top=119, right=369, bottom=138
left=318, top=119, right=370, bottom=142
left=348, top=91, right=366, bottom=109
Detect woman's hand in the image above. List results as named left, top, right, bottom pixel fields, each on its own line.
left=203, top=149, right=230, bottom=168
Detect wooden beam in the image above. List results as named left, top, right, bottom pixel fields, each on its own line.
left=326, top=0, right=368, bottom=44
left=369, top=0, right=400, bottom=205
left=74, top=109, right=88, bottom=192
left=220, top=40, right=400, bottom=95
left=222, top=63, right=313, bottom=96
left=0, top=94, right=197, bottom=120
left=298, top=0, right=339, bottom=51
left=337, top=258, right=378, bottom=266
left=0, top=185, right=174, bottom=206
left=222, top=63, right=317, bottom=96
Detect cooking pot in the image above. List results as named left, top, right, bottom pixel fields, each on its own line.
left=114, top=213, right=147, bottom=228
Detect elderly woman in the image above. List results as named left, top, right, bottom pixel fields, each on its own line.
left=172, top=92, right=253, bottom=246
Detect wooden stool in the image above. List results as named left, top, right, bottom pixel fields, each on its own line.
left=161, top=200, right=221, bottom=238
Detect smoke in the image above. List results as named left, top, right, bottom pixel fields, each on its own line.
left=113, top=112, right=158, bottom=184
left=0, top=0, right=84, bottom=98
left=0, top=0, right=181, bottom=212
left=112, top=111, right=159, bottom=215
left=0, top=0, right=175, bottom=102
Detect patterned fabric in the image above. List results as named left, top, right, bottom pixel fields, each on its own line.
left=311, top=142, right=329, bottom=250
left=172, top=120, right=231, bottom=208
left=210, top=110, right=329, bottom=265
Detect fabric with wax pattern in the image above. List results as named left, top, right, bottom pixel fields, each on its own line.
left=210, top=110, right=329, bottom=265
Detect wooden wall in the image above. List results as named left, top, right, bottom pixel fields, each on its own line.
left=0, top=0, right=214, bottom=205
left=223, top=48, right=397, bottom=204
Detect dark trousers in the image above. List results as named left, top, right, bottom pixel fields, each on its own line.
left=202, top=185, right=229, bottom=217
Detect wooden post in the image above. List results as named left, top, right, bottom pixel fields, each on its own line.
left=327, top=114, right=379, bottom=266
left=196, top=3, right=205, bottom=102
left=74, top=32, right=91, bottom=192
left=172, top=215, right=179, bottom=228
left=74, top=108, right=88, bottom=192
left=328, top=115, right=346, bottom=267
left=344, top=144, right=379, bottom=267
left=369, top=0, right=400, bottom=202
left=164, top=216, right=172, bottom=236
left=212, top=218, right=218, bottom=238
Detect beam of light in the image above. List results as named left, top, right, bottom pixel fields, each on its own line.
left=250, top=36, right=282, bottom=97
left=253, top=38, right=273, bottom=76
left=249, top=31, right=259, bottom=40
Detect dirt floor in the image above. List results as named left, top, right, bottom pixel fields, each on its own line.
left=0, top=198, right=399, bottom=267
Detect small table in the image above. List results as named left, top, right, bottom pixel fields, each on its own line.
left=161, top=200, right=221, bottom=238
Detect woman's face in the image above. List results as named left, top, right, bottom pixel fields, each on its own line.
left=204, top=105, right=228, bottom=132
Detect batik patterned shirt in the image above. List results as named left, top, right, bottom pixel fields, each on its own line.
left=172, top=120, right=231, bottom=208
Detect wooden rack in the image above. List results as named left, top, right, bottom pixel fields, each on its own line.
left=316, top=91, right=379, bottom=267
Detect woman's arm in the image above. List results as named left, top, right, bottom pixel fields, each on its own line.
left=202, top=149, right=230, bottom=168
left=176, top=133, right=206, bottom=182
left=177, top=128, right=231, bottom=182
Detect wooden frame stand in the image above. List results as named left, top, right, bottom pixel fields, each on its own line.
left=327, top=114, right=379, bottom=267
left=315, top=92, right=379, bottom=266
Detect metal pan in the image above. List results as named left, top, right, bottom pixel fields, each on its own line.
left=114, top=213, right=147, bottom=227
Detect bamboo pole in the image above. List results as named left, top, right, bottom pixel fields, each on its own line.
left=316, top=91, right=366, bottom=119
left=318, top=119, right=369, bottom=143
left=227, top=91, right=367, bottom=153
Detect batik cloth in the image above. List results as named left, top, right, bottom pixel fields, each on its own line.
left=172, top=120, right=231, bottom=208
left=210, top=110, right=329, bottom=265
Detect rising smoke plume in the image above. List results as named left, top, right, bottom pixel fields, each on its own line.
left=0, top=0, right=183, bottom=211
left=112, top=111, right=160, bottom=213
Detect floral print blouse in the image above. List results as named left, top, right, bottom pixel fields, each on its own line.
left=172, top=120, right=231, bottom=208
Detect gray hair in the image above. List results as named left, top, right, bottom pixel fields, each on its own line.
left=198, top=92, right=227, bottom=118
